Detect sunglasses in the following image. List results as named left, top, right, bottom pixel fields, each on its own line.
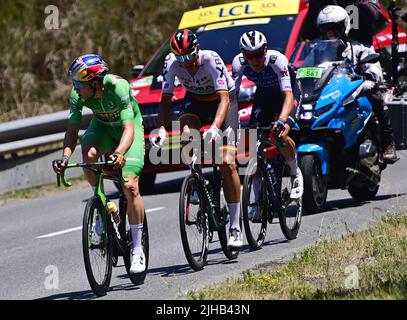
left=243, top=51, right=265, bottom=60
left=176, top=52, right=197, bottom=63
left=72, top=80, right=87, bottom=89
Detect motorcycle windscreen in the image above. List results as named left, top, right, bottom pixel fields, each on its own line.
left=296, top=40, right=346, bottom=102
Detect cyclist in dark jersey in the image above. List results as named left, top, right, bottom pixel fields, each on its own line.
left=232, top=31, right=304, bottom=220
left=52, top=54, right=146, bottom=273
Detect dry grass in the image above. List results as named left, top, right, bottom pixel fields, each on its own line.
left=187, top=212, right=407, bottom=300
left=0, top=175, right=87, bottom=202
left=0, top=0, right=231, bottom=122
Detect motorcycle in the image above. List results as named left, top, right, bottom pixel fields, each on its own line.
left=291, top=39, right=386, bottom=213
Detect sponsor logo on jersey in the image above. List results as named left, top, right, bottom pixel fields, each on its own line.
left=280, top=66, right=288, bottom=77
left=269, top=55, right=278, bottom=64
left=95, top=110, right=120, bottom=122
left=218, top=79, right=225, bottom=85
left=239, top=57, right=247, bottom=65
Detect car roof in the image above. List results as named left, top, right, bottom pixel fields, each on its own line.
left=178, top=0, right=301, bottom=30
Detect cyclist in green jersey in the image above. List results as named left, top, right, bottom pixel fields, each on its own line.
left=52, top=54, right=146, bottom=273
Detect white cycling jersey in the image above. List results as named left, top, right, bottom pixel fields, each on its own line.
left=232, top=49, right=293, bottom=93
left=161, top=50, right=235, bottom=99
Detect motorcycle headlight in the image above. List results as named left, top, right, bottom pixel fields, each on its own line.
left=314, top=103, right=334, bottom=117
left=299, top=104, right=314, bottom=121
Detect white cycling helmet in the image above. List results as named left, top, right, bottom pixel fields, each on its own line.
left=239, top=30, right=267, bottom=52
left=317, top=5, right=351, bottom=38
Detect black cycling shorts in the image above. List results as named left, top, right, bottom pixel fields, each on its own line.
left=178, top=91, right=240, bottom=146
left=250, top=76, right=301, bottom=128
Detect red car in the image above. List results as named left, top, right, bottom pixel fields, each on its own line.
left=131, top=0, right=407, bottom=192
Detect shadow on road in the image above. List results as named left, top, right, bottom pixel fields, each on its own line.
left=303, top=193, right=407, bottom=216
left=147, top=263, right=196, bottom=277
left=36, top=282, right=142, bottom=300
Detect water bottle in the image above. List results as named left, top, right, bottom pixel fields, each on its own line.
left=107, top=201, right=120, bottom=225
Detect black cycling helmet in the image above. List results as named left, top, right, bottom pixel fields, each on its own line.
left=170, top=29, right=199, bottom=62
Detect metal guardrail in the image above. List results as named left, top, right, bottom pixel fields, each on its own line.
left=0, top=110, right=92, bottom=194
left=0, top=109, right=92, bottom=146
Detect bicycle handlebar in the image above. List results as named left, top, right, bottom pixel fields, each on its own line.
left=251, top=125, right=286, bottom=148
left=56, top=160, right=128, bottom=187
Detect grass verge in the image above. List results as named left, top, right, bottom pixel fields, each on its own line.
left=0, top=175, right=87, bottom=202
left=187, top=212, right=407, bottom=300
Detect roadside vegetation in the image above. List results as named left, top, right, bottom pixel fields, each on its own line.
left=187, top=212, right=407, bottom=300
left=1, top=0, right=403, bottom=123
left=0, top=0, right=231, bottom=122
left=0, top=175, right=87, bottom=202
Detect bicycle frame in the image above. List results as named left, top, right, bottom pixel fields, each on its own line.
left=57, top=161, right=128, bottom=247
left=254, top=129, right=285, bottom=216
left=185, top=141, right=228, bottom=232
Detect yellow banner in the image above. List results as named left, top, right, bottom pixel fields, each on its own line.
left=178, top=0, right=300, bottom=30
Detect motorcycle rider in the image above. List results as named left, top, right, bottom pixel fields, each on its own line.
left=316, top=5, right=399, bottom=163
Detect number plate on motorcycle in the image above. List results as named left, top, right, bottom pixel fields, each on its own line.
left=297, top=67, right=323, bottom=79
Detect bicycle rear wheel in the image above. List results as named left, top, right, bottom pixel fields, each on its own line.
left=179, top=175, right=209, bottom=271
left=242, top=158, right=268, bottom=250
left=82, top=196, right=112, bottom=297
left=277, top=164, right=303, bottom=240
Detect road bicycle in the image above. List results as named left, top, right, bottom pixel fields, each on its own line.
left=54, top=158, right=149, bottom=296
left=179, top=138, right=240, bottom=271
left=242, top=126, right=303, bottom=251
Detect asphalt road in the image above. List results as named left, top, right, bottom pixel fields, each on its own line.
left=0, top=150, right=406, bottom=300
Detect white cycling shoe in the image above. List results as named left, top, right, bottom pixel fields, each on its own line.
left=227, top=228, right=243, bottom=249
left=290, top=168, right=304, bottom=200
left=130, top=251, right=146, bottom=274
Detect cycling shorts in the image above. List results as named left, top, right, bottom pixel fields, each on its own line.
left=250, top=86, right=301, bottom=128
left=178, top=91, right=240, bottom=147
left=81, top=117, right=145, bottom=177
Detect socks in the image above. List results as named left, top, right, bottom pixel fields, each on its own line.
left=227, top=202, right=241, bottom=231
left=130, top=224, right=143, bottom=255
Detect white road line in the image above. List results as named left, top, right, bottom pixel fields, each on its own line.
left=36, top=207, right=165, bottom=239
left=37, top=226, right=83, bottom=239
left=146, top=207, right=165, bottom=213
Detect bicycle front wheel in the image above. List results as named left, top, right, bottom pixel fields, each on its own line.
left=179, top=175, right=209, bottom=271
left=242, top=158, right=268, bottom=250
left=277, top=165, right=303, bottom=240
left=82, top=196, right=113, bottom=297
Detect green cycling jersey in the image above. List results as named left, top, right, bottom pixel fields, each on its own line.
left=69, top=74, right=140, bottom=126
left=69, top=74, right=145, bottom=177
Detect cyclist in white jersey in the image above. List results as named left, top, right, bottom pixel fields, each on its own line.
left=232, top=30, right=304, bottom=219
left=150, top=29, right=243, bottom=249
